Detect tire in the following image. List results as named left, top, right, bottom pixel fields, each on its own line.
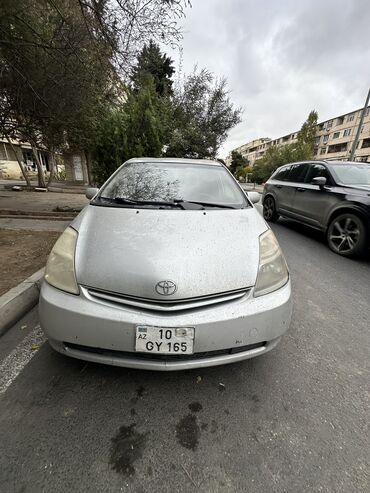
left=263, top=196, right=279, bottom=222
left=327, top=213, right=367, bottom=257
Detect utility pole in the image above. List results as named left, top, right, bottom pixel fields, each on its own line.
left=349, top=87, right=370, bottom=161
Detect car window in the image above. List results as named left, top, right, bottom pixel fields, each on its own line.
left=329, top=163, right=370, bottom=185
left=305, top=164, right=329, bottom=183
left=287, top=163, right=309, bottom=183
left=98, top=162, right=248, bottom=208
left=273, top=166, right=291, bottom=181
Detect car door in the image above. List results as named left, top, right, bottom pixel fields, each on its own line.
left=268, top=165, right=295, bottom=213
left=281, top=162, right=310, bottom=216
left=291, top=162, right=334, bottom=228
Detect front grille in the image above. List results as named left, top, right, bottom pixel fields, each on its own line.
left=64, top=341, right=266, bottom=361
left=85, top=286, right=251, bottom=313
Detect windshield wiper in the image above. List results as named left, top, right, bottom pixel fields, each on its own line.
left=95, top=196, right=237, bottom=210
left=112, top=197, right=139, bottom=204
left=113, top=197, right=186, bottom=209
left=174, top=199, right=238, bottom=209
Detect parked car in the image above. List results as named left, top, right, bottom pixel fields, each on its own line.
left=40, top=158, right=292, bottom=370
left=262, top=160, right=370, bottom=257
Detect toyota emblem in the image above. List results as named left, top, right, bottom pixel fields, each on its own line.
left=155, top=280, right=177, bottom=296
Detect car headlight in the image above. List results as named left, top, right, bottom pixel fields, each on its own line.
left=44, top=227, right=79, bottom=295
left=254, top=229, right=289, bottom=297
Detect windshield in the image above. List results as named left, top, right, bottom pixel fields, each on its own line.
left=330, top=163, right=370, bottom=185
left=97, top=162, right=248, bottom=209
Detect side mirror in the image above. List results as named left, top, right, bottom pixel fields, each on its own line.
left=85, top=187, right=99, bottom=199
left=248, top=191, right=260, bottom=204
left=311, top=177, right=327, bottom=188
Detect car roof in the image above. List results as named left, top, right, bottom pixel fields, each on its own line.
left=323, top=160, right=369, bottom=166
left=278, top=159, right=367, bottom=169
left=125, top=157, right=222, bottom=167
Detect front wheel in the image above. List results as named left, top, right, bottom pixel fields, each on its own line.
left=327, top=213, right=367, bottom=257
left=263, top=196, right=279, bottom=222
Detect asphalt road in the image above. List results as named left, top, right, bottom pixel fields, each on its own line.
left=0, top=218, right=369, bottom=493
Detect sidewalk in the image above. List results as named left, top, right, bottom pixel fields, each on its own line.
left=0, top=179, right=38, bottom=188
left=0, top=189, right=85, bottom=295
left=239, top=182, right=264, bottom=193
left=0, top=189, right=88, bottom=215
left=0, top=217, right=69, bottom=232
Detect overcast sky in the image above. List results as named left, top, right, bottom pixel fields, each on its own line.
left=168, top=0, right=370, bottom=158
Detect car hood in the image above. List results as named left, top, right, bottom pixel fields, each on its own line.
left=71, top=205, right=268, bottom=300
left=341, top=184, right=370, bottom=195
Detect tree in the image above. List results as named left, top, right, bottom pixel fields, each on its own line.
left=131, top=41, right=175, bottom=96
left=251, top=110, right=319, bottom=183
left=92, top=107, right=128, bottom=185
left=0, top=106, right=32, bottom=186
left=127, top=80, right=164, bottom=154
left=0, top=0, right=190, bottom=186
left=165, top=69, right=242, bottom=158
left=297, top=110, right=318, bottom=158
left=92, top=78, right=165, bottom=184
left=77, top=0, right=190, bottom=75
left=235, top=164, right=253, bottom=182
left=229, top=150, right=248, bottom=176
left=0, top=0, right=113, bottom=187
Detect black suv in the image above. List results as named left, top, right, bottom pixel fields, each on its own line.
left=262, top=160, right=370, bottom=257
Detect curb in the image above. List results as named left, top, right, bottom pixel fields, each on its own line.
left=0, top=209, right=80, bottom=217
left=48, top=186, right=87, bottom=194
left=0, top=268, right=44, bottom=337
left=0, top=214, right=74, bottom=221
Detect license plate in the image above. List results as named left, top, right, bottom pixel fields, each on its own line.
left=135, top=326, right=195, bottom=354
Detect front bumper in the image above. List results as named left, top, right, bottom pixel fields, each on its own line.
left=39, top=281, right=292, bottom=371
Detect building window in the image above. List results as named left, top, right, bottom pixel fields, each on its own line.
left=22, top=149, right=35, bottom=169
left=362, top=138, right=370, bottom=148
left=347, top=114, right=354, bottom=122
left=365, top=108, right=370, bottom=117
left=360, top=125, right=365, bottom=133
left=332, top=132, right=340, bottom=139
left=323, top=134, right=329, bottom=143
left=326, top=120, right=333, bottom=130
left=343, top=128, right=351, bottom=137
left=315, top=137, right=321, bottom=145
left=336, top=116, right=344, bottom=125
left=320, top=147, right=326, bottom=155
left=327, top=143, right=348, bottom=154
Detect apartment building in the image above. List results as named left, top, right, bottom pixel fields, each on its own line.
left=0, top=137, right=88, bottom=183
left=225, top=138, right=271, bottom=166
left=0, top=137, right=51, bottom=179
left=227, top=105, right=370, bottom=166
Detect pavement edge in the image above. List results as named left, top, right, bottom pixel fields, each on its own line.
left=0, top=268, right=44, bottom=337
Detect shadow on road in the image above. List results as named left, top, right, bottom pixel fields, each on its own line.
left=274, top=217, right=370, bottom=264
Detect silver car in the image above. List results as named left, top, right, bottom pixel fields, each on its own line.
left=39, top=158, right=292, bottom=370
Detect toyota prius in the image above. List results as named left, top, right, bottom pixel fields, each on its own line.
left=39, top=158, right=292, bottom=370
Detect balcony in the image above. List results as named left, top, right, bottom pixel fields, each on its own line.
left=327, top=143, right=348, bottom=154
